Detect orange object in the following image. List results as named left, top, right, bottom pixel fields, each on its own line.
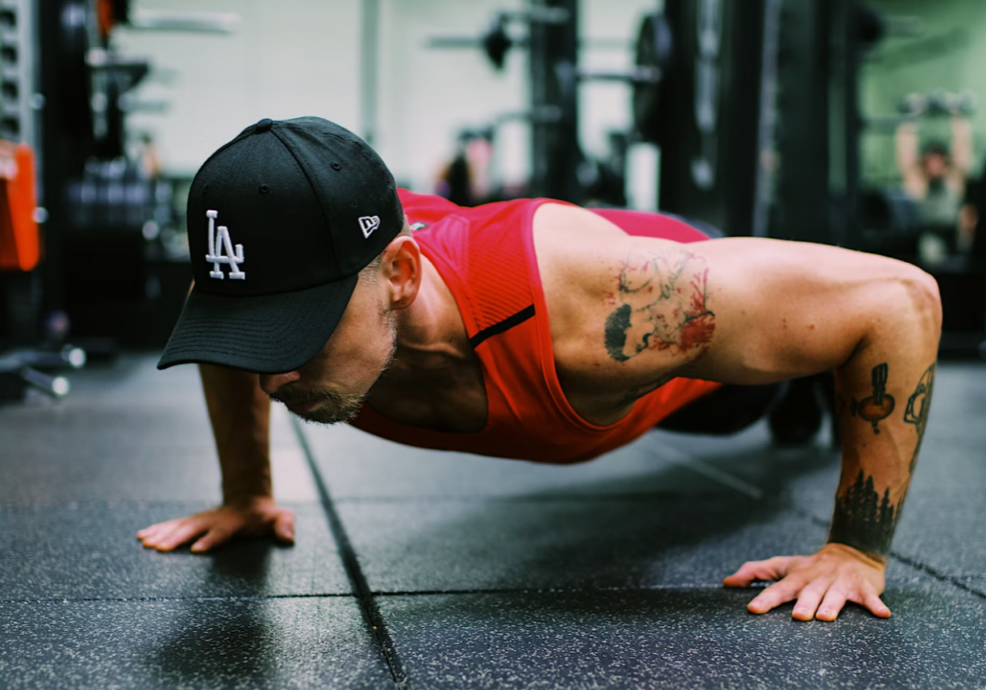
left=97, top=0, right=115, bottom=38
left=0, top=141, right=40, bottom=272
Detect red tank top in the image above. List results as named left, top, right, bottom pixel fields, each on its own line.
left=349, top=190, right=721, bottom=463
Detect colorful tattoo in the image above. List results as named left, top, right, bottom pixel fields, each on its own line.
left=828, top=469, right=901, bottom=558
left=903, top=363, right=936, bottom=474
left=603, top=248, right=715, bottom=364
left=849, top=363, right=895, bottom=434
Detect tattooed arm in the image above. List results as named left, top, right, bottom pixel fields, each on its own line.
left=535, top=205, right=942, bottom=621
left=678, top=238, right=939, bottom=621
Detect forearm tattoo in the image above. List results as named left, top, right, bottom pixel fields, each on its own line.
left=903, top=363, right=936, bottom=474
left=849, top=362, right=895, bottom=434
left=831, top=361, right=936, bottom=556
left=603, top=248, right=715, bottom=364
left=828, top=469, right=901, bottom=557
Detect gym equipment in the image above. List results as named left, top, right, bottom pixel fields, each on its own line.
left=650, top=0, right=779, bottom=238
left=0, top=142, right=40, bottom=273
left=0, top=346, right=85, bottom=403
left=632, top=12, right=674, bottom=145
left=769, top=0, right=883, bottom=248
left=428, top=9, right=629, bottom=72
left=0, top=2, right=78, bottom=393
left=858, top=187, right=922, bottom=255
left=428, top=1, right=669, bottom=204
left=124, top=9, right=239, bottom=34
left=64, top=158, right=172, bottom=236
left=897, top=90, right=976, bottom=119
left=33, top=1, right=236, bottom=349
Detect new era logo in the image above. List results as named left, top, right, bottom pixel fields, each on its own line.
left=359, top=215, right=380, bottom=239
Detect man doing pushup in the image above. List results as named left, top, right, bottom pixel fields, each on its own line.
left=140, top=117, right=941, bottom=623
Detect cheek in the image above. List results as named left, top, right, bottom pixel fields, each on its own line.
left=330, top=318, right=393, bottom=378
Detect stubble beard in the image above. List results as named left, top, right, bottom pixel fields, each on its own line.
left=273, top=313, right=399, bottom=426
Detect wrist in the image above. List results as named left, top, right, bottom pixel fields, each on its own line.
left=222, top=482, right=273, bottom=504
left=823, top=541, right=888, bottom=568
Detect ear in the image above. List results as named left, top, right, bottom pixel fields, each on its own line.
left=381, top=236, right=421, bottom=310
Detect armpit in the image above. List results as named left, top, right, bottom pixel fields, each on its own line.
left=603, top=247, right=716, bottom=364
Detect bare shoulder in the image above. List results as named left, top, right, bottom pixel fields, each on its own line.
left=532, top=204, right=716, bottom=413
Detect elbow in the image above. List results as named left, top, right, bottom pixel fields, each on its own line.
left=900, top=266, right=943, bottom=341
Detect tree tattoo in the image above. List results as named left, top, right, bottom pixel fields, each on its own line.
left=828, top=469, right=901, bottom=557
left=603, top=248, right=715, bottom=363
left=903, top=363, right=936, bottom=474
left=849, top=363, right=895, bottom=434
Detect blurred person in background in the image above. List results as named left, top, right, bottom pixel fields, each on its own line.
left=896, top=92, right=975, bottom=264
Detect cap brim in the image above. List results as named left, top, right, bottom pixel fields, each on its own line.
left=157, top=275, right=360, bottom=374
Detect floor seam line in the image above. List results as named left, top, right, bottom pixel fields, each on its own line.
left=0, top=593, right=356, bottom=604
left=659, top=441, right=986, bottom=598
left=366, top=584, right=751, bottom=597
left=292, top=416, right=411, bottom=690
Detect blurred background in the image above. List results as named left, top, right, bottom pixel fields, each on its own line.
left=1, top=0, right=985, bottom=403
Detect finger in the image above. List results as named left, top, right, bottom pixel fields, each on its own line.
left=137, top=520, right=177, bottom=542
left=191, top=526, right=233, bottom=554
left=138, top=521, right=183, bottom=547
left=723, top=557, right=793, bottom=587
left=815, top=587, right=848, bottom=622
left=747, top=578, right=804, bottom=615
left=154, top=522, right=208, bottom=552
left=792, top=581, right=834, bottom=621
left=862, top=590, right=892, bottom=619
left=273, top=510, right=296, bottom=544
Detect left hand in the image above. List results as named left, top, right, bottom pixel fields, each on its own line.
left=723, top=543, right=891, bottom=621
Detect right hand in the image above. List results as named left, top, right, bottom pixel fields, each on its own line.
left=136, top=496, right=295, bottom=553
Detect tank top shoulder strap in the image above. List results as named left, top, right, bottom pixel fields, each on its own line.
left=411, top=196, right=550, bottom=341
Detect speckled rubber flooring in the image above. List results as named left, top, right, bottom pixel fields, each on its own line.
left=1, top=355, right=984, bottom=689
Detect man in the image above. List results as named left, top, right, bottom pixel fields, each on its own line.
left=140, top=117, right=941, bottom=623
left=896, top=93, right=975, bottom=260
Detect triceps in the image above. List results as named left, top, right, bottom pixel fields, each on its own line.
left=603, top=247, right=716, bottom=365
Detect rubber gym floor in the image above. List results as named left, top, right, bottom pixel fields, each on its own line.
left=1, top=354, right=985, bottom=689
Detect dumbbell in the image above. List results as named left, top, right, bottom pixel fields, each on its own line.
left=927, top=90, right=976, bottom=116
left=0, top=346, right=85, bottom=402
left=899, top=90, right=975, bottom=118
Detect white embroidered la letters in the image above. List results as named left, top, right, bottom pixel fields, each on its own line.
left=205, top=210, right=245, bottom=280
left=358, top=215, right=380, bottom=239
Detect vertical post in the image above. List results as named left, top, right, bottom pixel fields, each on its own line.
left=822, top=0, right=860, bottom=249
left=527, top=0, right=581, bottom=203
left=841, top=0, right=862, bottom=249
left=360, top=0, right=379, bottom=147
left=752, top=0, right=782, bottom=237
left=658, top=0, right=765, bottom=236
left=773, top=0, right=831, bottom=243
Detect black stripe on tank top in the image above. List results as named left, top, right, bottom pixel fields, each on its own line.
left=468, top=304, right=536, bottom=349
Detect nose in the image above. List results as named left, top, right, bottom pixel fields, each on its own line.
left=259, top=370, right=301, bottom=396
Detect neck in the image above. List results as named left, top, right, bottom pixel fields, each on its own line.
left=381, top=255, right=470, bottom=383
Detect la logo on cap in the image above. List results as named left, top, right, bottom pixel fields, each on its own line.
left=359, top=215, right=380, bottom=239
left=205, top=210, right=246, bottom=280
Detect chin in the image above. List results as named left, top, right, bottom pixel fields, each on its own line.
left=295, top=399, right=365, bottom=426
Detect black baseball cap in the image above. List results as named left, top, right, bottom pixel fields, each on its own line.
left=157, top=116, right=404, bottom=374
